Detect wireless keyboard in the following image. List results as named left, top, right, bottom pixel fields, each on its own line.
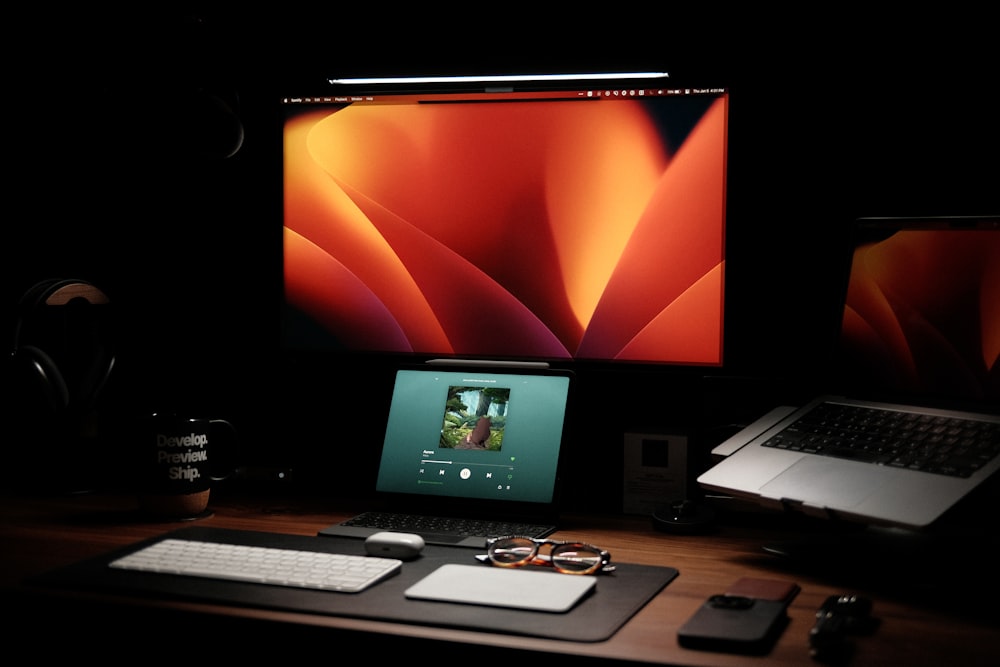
left=109, top=538, right=402, bottom=593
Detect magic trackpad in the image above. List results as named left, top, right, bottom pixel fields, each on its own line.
left=759, top=458, right=880, bottom=509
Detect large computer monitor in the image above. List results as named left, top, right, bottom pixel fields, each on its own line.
left=280, top=72, right=729, bottom=367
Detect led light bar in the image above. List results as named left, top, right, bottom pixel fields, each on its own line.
left=328, top=72, right=669, bottom=85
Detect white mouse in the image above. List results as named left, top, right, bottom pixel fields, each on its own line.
left=364, top=531, right=425, bottom=560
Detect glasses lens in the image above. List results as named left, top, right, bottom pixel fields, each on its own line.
left=550, top=543, right=604, bottom=573
left=489, top=536, right=537, bottom=565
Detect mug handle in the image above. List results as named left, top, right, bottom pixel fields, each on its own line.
left=208, top=418, right=241, bottom=481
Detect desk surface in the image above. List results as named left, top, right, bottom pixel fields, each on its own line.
left=3, top=489, right=998, bottom=666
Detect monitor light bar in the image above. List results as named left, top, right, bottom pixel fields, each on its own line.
left=328, top=72, right=670, bottom=85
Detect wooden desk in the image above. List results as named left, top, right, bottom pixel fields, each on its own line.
left=3, top=489, right=997, bottom=666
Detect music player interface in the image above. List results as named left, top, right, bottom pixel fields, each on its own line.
left=375, top=369, right=569, bottom=503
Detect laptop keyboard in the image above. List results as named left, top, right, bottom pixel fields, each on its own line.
left=109, top=538, right=402, bottom=593
left=341, top=511, right=554, bottom=541
left=761, top=402, right=1000, bottom=478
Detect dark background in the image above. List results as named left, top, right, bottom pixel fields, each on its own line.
left=6, top=9, right=998, bottom=509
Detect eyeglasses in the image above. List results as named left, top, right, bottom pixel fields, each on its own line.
left=482, top=535, right=615, bottom=574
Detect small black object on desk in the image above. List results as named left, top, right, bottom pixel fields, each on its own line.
left=809, top=594, right=878, bottom=661
left=652, top=499, right=716, bottom=534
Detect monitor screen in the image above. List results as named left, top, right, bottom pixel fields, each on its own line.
left=281, top=73, right=729, bottom=366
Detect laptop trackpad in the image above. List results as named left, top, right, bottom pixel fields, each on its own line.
left=760, top=458, right=880, bottom=510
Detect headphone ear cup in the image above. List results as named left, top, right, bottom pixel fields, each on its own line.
left=5, top=344, right=71, bottom=443
left=17, top=344, right=71, bottom=413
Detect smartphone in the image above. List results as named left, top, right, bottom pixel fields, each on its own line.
left=677, top=594, right=789, bottom=654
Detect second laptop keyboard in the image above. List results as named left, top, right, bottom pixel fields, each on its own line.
left=109, top=538, right=402, bottom=593
left=761, top=401, right=1000, bottom=478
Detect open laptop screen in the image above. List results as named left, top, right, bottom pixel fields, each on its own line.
left=375, top=365, right=572, bottom=505
left=837, top=216, right=1000, bottom=407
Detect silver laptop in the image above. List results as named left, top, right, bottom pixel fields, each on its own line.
left=319, top=361, right=573, bottom=546
left=698, top=216, right=1000, bottom=529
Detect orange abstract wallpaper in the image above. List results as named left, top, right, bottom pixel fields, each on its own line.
left=840, top=229, right=1000, bottom=400
left=283, top=95, right=727, bottom=364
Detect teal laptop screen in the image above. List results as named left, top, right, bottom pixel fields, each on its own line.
left=375, top=367, right=571, bottom=504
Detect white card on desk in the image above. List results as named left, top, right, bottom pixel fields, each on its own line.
left=404, top=563, right=597, bottom=613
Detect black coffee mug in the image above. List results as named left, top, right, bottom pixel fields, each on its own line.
left=133, top=413, right=239, bottom=519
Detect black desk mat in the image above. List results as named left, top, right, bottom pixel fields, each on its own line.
left=28, top=526, right=679, bottom=642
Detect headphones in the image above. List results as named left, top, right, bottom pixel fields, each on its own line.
left=9, top=278, right=116, bottom=424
